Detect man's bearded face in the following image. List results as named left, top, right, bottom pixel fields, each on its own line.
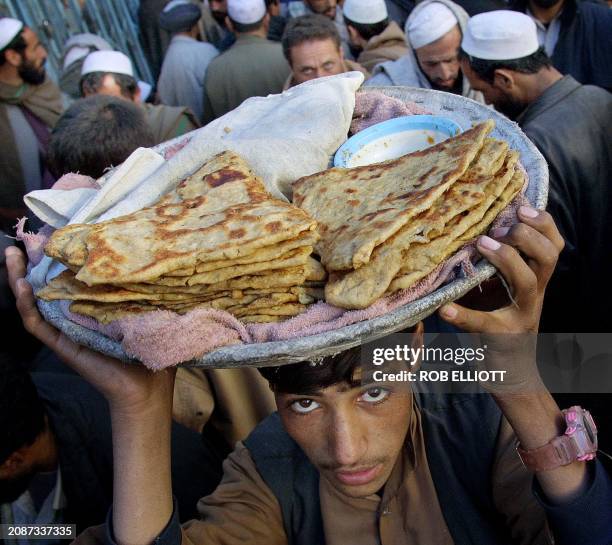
left=210, top=0, right=228, bottom=25
left=306, top=0, right=337, bottom=19
left=460, top=59, right=528, bottom=121
left=14, top=27, right=47, bottom=86
left=18, top=56, right=46, bottom=85
left=414, top=26, right=462, bottom=93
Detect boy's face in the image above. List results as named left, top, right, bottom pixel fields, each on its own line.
left=276, top=377, right=412, bottom=498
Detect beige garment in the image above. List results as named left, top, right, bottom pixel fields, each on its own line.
left=173, top=367, right=276, bottom=445
left=284, top=59, right=369, bottom=90
left=357, top=21, right=409, bottom=73
left=74, top=401, right=550, bottom=545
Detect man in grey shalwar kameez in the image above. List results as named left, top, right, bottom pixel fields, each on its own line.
left=157, top=1, right=219, bottom=124
left=460, top=10, right=612, bottom=334
left=364, top=0, right=482, bottom=102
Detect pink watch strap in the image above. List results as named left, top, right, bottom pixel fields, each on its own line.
left=517, top=436, right=579, bottom=472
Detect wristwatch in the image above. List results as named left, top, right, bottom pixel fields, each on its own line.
left=516, top=406, right=598, bottom=472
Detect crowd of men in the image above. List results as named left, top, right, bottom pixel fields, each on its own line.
left=0, top=0, right=611, bottom=544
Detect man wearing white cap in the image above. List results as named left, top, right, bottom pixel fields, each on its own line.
left=510, top=0, right=612, bottom=92
left=342, top=0, right=408, bottom=72
left=157, top=0, right=219, bottom=124
left=0, top=17, right=64, bottom=235
left=461, top=9, right=612, bottom=337
left=58, top=33, right=113, bottom=100
left=202, top=0, right=290, bottom=123
left=79, top=50, right=199, bottom=144
left=365, top=0, right=482, bottom=102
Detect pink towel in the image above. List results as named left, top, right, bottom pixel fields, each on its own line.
left=351, top=91, right=430, bottom=134
left=161, top=134, right=193, bottom=160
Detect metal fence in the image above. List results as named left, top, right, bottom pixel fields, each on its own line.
left=0, top=0, right=153, bottom=84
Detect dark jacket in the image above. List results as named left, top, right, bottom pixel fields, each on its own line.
left=516, top=76, right=612, bottom=334
left=35, top=373, right=224, bottom=533
left=512, top=0, right=612, bottom=91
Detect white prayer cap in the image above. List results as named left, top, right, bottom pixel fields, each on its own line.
left=81, top=50, right=134, bottom=77
left=343, top=0, right=388, bottom=25
left=0, top=17, right=24, bottom=51
left=462, top=11, right=539, bottom=60
left=406, top=3, right=458, bottom=50
left=227, top=0, right=266, bottom=24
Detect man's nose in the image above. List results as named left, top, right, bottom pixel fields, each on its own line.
left=329, top=412, right=366, bottom=467
left=439, top=62, right=454, bottom=81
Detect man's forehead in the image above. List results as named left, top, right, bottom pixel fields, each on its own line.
left=292, top=38, right=341, bottom=63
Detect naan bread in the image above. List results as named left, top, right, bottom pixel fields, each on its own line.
left=324, top=140, right=509, bottom=308
left=45, top=151, right=316, bottom=286
left=151, top=246, right=312, bottom=287
left=70, top=296, right=307, bottom=324
left=161, top=230, right=318, bottom=277
left=304, top=256, right=327, bottom=282
left=293, top=121, right=494, bottom=271
left=388, top=152, right=522, bottom=293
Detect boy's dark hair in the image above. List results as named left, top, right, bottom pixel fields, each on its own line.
left=0, top=358, right=46, bottom=465
left=79, top=71, right=138, bottom=100
left=460, top=46, right=552, bottom=84
left=0, top=29, right=26, bottom=65
left=47, top=95, right=155, bottom=179
left=229, top=14, right=266, bottom=34
left=343, top=16, right=389, bottom=42
left=259, top=347, right=362, bottom=394
left=281, top=14, right=341, bottom=63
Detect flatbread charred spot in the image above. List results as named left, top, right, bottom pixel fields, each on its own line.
left=229, top=228, right=246, bottom=239
left=204, top=168, right=246, bottom=188
left=265, top=221, right=282, bottom=233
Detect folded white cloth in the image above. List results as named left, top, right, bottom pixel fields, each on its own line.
left=26, top=72, right=364, bottom=287
left=24, top=188, right=98, bottom=229
left=27, top=148, right=165, bottom=287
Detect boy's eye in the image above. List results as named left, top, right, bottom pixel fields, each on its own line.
left=290, top=399, right=321, bottom=414
left=360, top=387, right=390, bottom=404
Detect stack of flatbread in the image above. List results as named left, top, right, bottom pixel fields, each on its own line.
left=293, top=120, right=524, bottom=310
left=37, top=151, right=325, bottom=324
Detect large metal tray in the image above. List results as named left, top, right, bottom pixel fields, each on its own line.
left=37, top=87, right=548, bottom=368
